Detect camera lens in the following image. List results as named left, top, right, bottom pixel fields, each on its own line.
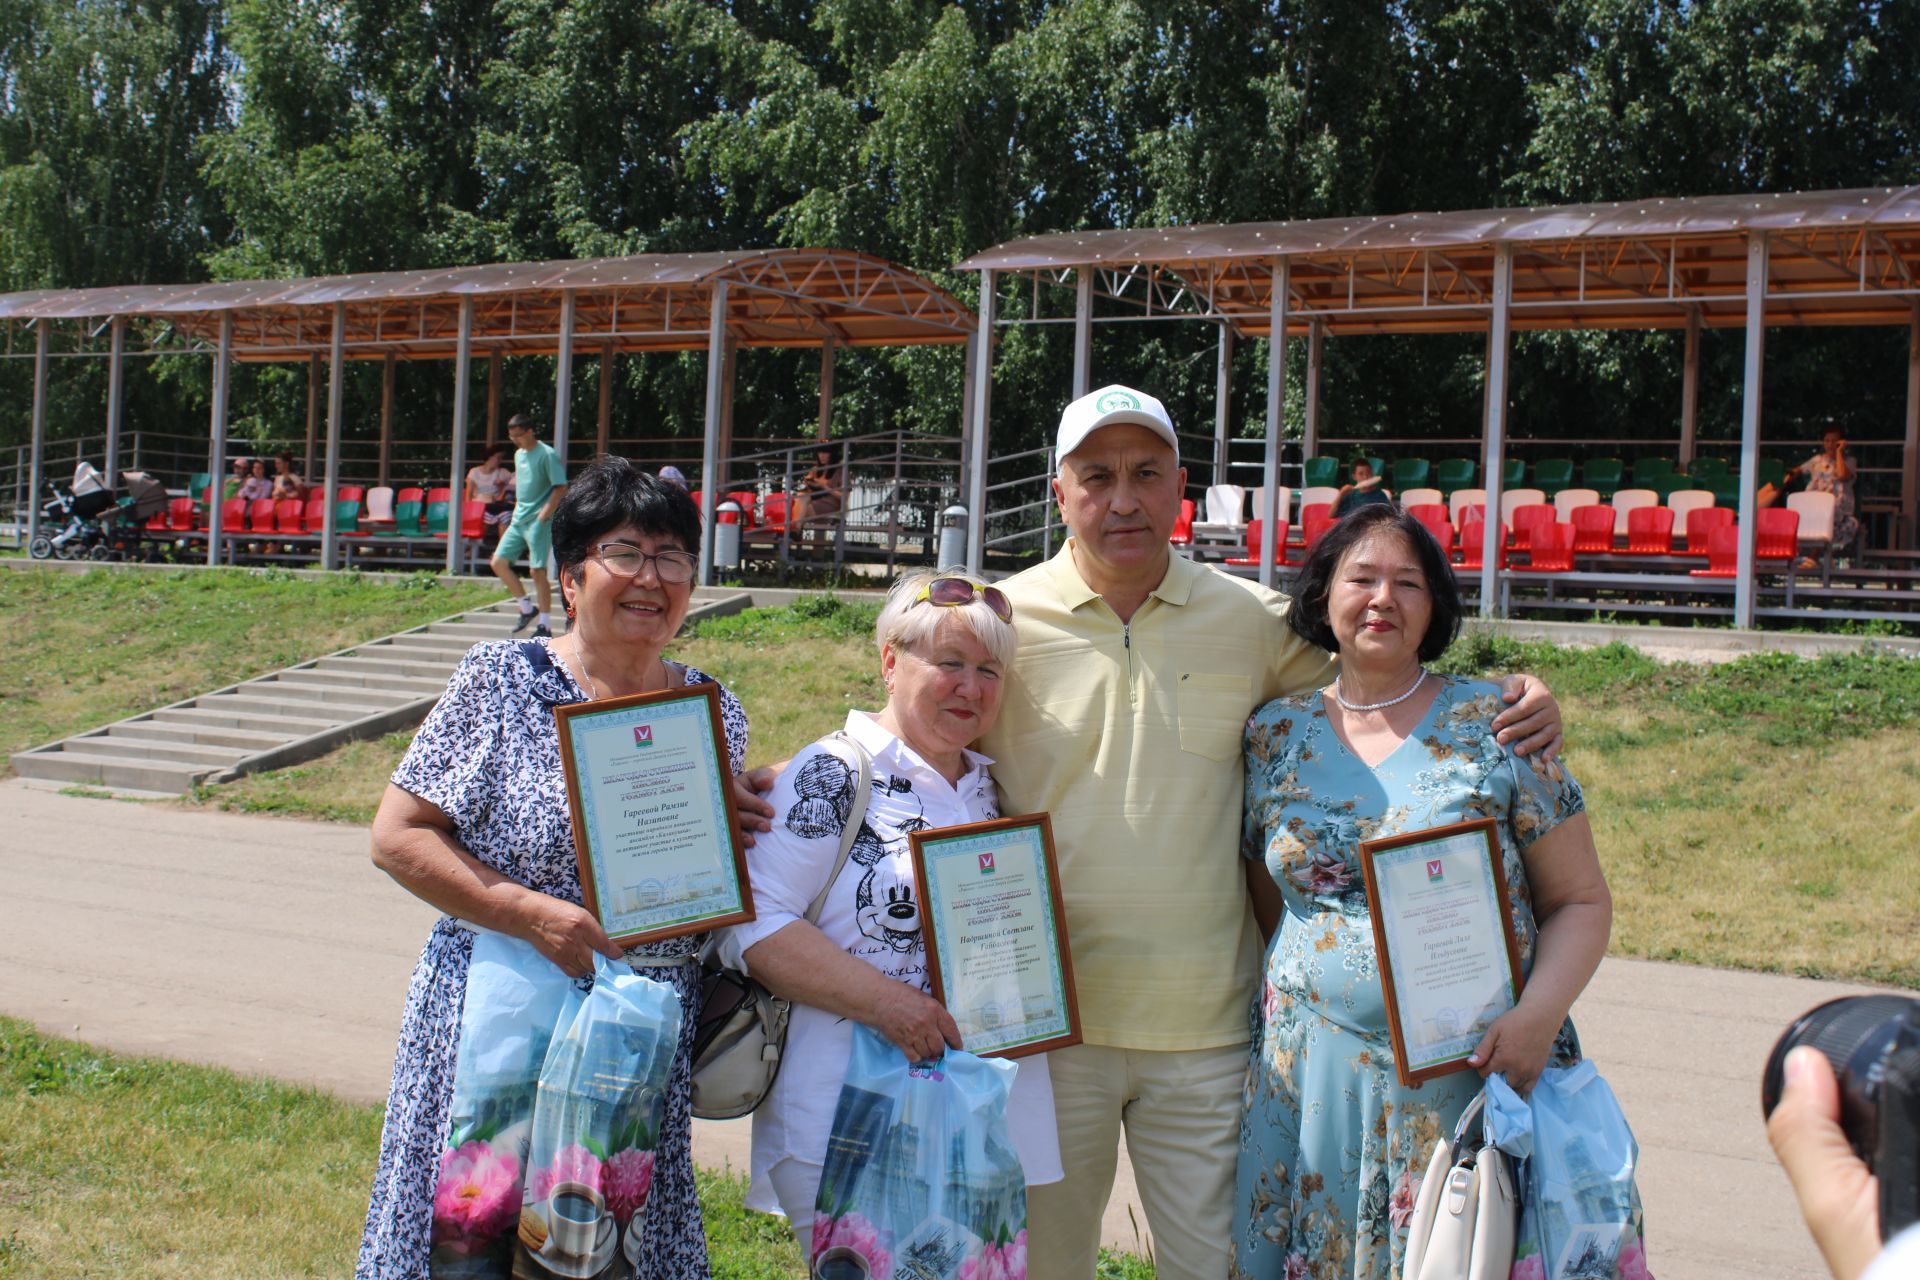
left=1761, top=995, right=1920, bottom=1159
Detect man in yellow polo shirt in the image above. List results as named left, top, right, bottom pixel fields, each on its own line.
left=978, top=385, right=1561, bottom=1279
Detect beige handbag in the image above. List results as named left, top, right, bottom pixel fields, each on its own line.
left=688, top=733, right=871, bottom=1120
left=1403, top=1091, right=1519, bottom=1280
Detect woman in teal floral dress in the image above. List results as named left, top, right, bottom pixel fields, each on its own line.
left=1234, top=504, right=1618, bottom=1280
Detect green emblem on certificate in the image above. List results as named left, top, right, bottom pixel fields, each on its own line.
left=908, top=814, right=1081, bottom=1060
left=553, top=684, right=755, bottom=947
left=1358, top=817, right=1526, bottom=1087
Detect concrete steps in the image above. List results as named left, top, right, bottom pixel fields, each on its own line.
left=10, top=592, right=752, bottom=796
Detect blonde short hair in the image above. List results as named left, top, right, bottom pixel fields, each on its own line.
left=874, top=567, right=1018, bottom=669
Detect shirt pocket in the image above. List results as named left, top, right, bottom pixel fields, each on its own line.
left=1177, top=672, right=1254, bottom=761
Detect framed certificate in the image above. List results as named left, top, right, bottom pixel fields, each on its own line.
left=908, top=814, right=1080, bottom=1060
left=1358, top=817, right=1526, bottom=1087
left=552, top=684, right=754, bottom=947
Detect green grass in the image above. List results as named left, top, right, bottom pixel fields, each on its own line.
left=0, top=565, right=504, bottom=763
left=0, top=1018, right=813, bottom=1278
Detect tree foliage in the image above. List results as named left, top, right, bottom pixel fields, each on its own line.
left=3, top=0, right=1917, bottom=477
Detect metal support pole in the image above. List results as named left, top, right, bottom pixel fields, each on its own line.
left=1259, top=261, right=1289, bottom=589
left=304, top=352, right=321, bottom=479
left=204, top=314, right=232, bottom=567
left=1213, top=325, right=1234, bottom=485
left=1303, top=320, right=1324, bottom=464
left=553, top=291, right=575, bottom=467
left=958, top=333, right=978, bottom=517
left=104, top=317, right=125, bottom=482
left=447, top=298, right=474, bottom=576
left=1680, top=306, right=1701, bottom=468
left=1903, top=302, right=1918, bottom=548
left=697, top=281, right=728, bottom=587
left=596, top=343, right=613, bottom=460
left=1072, top=270, right=1093, bottom=400
left=1479, top=244, right=1515, bottom=617
left=26, top=321, right=48, bottom=548
left=321, top=302, right=346, bottom=571
left=378, top=353, right=395, bottom=488
left=1733, top=236, right=1767, bottom=628
left=818, top=338, right=835, bottom=441
left=966, top=271, right=996, bottom=569
left=718, top=337, right=737, bottom=467
left=486, top=349, right=502, bottom=450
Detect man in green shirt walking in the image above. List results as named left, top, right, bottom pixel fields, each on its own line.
left=490, top=413, right=568, bottom=637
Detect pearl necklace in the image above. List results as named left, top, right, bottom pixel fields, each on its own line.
left=1334, top=668, right=1427, bottom=713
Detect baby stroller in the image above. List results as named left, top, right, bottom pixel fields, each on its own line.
left=27, top=463, right=166, bottom=561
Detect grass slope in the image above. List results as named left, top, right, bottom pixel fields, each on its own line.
left=0, top=567, right=503, bottom=763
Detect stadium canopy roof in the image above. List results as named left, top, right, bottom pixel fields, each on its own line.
left=958, top=186, right=1920, bottom=336
left=0, top=248, right=976, bottom=360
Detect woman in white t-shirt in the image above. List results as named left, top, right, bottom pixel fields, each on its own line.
left=465, top=447, right=514, bottom=546
left=719, top=568, right=1061, bottom=1251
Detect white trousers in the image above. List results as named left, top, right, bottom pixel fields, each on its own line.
left=1026, top=1041, right=1246, bottom=1280
left=767, top=1157, right=826, bottom=1257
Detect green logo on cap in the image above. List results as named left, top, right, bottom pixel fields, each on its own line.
left=1096, top=390, right=1141, bottom=413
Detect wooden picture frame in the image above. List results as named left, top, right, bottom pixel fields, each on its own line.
left=553, top=682, right=754, bottom=948
left=1358, top=816, right=1526, bottom=1087
left=908, top=813, right=1081, bottom=1060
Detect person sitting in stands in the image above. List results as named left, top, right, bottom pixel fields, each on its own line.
left=271, top=453, right=307, bottom=501
left=222, top=455, right=252, bottom=500
left=465, top=446, right=514, bottom=551
left=237, top=459, right=274, bottom=503
left=1782, top=423, right=1860, bottom=562
left=1332, top=458, right=1391, bottom=517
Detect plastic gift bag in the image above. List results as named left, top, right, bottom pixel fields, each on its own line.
left=1484, top=1062, right=1652, bottom=1280
left=431, top=929, right=584, bottom=1278
left=810, top=1025, right=1027, bottom=1280
left=513, top=952, right=684, bottom=1280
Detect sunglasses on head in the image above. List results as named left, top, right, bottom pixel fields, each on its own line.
left=912, top=575, right=1012, bottom=623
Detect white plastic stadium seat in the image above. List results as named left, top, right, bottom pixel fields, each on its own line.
left=1401, top=487, right=1443, bottom=508
left=1553, top=488, right=1601, bottom=521
left=1665, top=489, right=1715, bottom=525
left=1449, top=487, right=1488, bottom=527
left=1610, top=488, right=1658, bottom=534
left=1191, top=483, right=1247, bottom=542
left=1300, top=485, right=1341, bottom=511
left=1786, top=491, right=1836, bottom=544
left=1247, top=485, right=1290, bottom=524
left=364, top=486, right=396, bottom=524
left=1499, top=487, right=1547, bottom=526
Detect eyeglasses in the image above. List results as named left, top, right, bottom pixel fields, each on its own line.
left=592, top=542, right=698, bottom=584
left=912, top=576, right=1012, bottom=623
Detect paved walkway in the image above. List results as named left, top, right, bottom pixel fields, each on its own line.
left=1, top=780, right=1873, bottom=1277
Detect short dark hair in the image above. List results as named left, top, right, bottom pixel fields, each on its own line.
left=552, top=456, right=702, bottom=581
left=1287, top=503, right=1462, bottom=663
left=507, top=413, right=538, bottom=432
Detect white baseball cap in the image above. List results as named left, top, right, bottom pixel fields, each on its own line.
left=1054, top=385, right=1178, bottom=465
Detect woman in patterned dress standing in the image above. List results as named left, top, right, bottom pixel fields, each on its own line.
left=1233, top=503, right=1624, bottom=1280
left=357, top=458, right=748, bottom=1279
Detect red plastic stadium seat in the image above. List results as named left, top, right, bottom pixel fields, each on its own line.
left=424, top=487, right=453, bottom=505
left=274, top=498, right=305, bottom=534
left=725, top=489, right=758, bottom=524
left=219, top=497, right=247, bottom=531
left=1224, top=518, right=1290, bottom=566
left=396, top=487, right=426, bottom=505
left=249, top=498, right=281, bottom=533
left=304, top=495, right=328, bottom=533
left=1170, top=499, right=1195, bottom=546
left=167, top=497, right=196, bottom=531
left=1684, top=505, right=1733, bottom=554
left=1458, top=520, right=1509, bottom=570
left=1301, top=509, right=1335, bottom=554
left=1690, top=525, right=1740, bottom=578
left=1407, top=504, right=1453, bottom=555
left=1528, top=522, right=1577, bottom=572
left=1456, top=502, right=1487, bottom=529
left=1299, top=502, right=1332, bottom=528
left=1510, top=503, right=1556, bottom=553
left=460, top=500, right=484, bottom=539
left=1570, top=505, right=1615, bottom=554
left=1755, top=507, right=1800, bottom=564
left=1624, top=505, right=1675, bottom=555
left=337, top=485, right=364, bottom=503
left=688, top=489, right=704, bottom=514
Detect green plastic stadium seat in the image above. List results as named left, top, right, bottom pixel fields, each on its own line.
left=1304, top=456, right=1341, bottom=488
left=1389, top=458, right=1431, bottom=490
left=1532, top=458, right=1575, bottom=496
left=1583, top=457, right=1624, bottom=498
left=1434, top=459, right=1476, bottom=493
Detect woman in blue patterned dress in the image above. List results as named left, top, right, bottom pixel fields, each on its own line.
left=357, top=458, right=747, bottom=1279
left=1234, top=503, right=1617, bottom=1280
